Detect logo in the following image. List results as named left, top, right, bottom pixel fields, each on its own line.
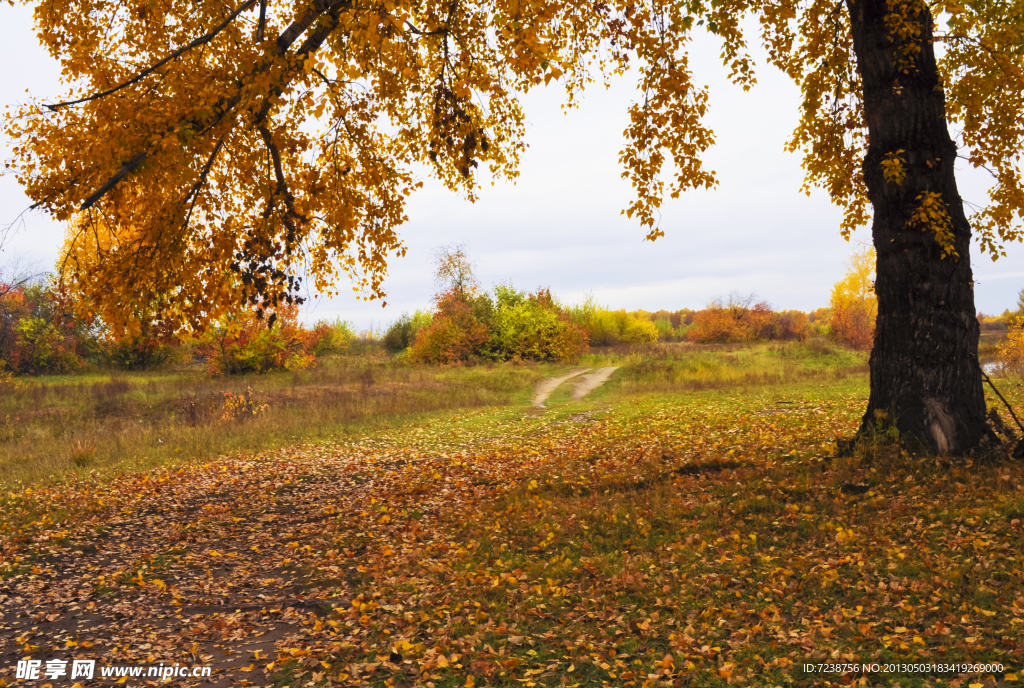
left=15, top=659, right=95, bottom=680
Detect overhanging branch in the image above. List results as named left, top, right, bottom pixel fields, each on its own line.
left=259, top=125, right=307, bottom=227
left=183, top=137, right=227, bottom=227
left=76, top=0, right=350, bottom=210
left=80, top=151, right=148, bottom=209
left=47, top=0, right=258, bottom=111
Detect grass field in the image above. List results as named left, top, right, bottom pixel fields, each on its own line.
left=0, top=355, right=547, bottom=487
left=1, top=340, right=1022, bottom=688
left=0, top=340, right=866, bottom=489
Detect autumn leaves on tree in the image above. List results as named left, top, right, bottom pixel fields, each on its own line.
left=4, top=0, right=1024, bottom=451
left=829, top=248, right=877, bottom=351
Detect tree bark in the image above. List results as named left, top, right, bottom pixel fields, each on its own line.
left=847, top=0, right=988, bottom=453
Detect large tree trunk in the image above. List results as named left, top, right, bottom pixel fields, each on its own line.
left=847, top=0, right=988, bottom=453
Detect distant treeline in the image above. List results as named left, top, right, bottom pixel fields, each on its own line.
left=615, top=299, right=831, bottom=345
left=381, top=289, right=835, bottom=364
left=0, top=278, right=359, bottom=377
left=2, top=277, right=843, bottom=375
left=13, top=247, right=1017, bottom=376
left=0, top=278, right=864, bottom=376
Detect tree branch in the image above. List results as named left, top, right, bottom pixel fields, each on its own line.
left=76, top=0, right=349, bottom=210
left=47, top=0, right=258, bottom=111
left=257, top=0, right=268, bottom=41
left=80, top=151, right=148, bottom=209
left=259, top=125, right=307, bottom=226
left=183, top=137, right=227, bottom=227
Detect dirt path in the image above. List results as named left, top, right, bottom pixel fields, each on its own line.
left=531, top=369, right=589, bottom=406
left=571, top=367, right=620, bottom=401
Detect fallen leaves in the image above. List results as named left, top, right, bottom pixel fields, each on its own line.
left=0, top=387, right=1021, bottom=688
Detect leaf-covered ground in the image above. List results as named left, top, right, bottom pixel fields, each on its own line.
left=1, top=385, right=1023, bottom=687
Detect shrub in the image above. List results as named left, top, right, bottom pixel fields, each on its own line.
left=305, top=319, right=355, bottom=357
left=687, top=304, right=745, bottom=343
left=630, top=310, right=691, bottom=342
left=584, top=309, right=626, bottom=346
left=410, top=289, right=491, bottom=364
left=383, top=310, right=433, bottom=352
left=0, top=284, right=29, bottom=372
left=220, top=386, right=269, bottom=421
left=774, top=310, right=810, bottom=341
left=104, top=335, right=177, bottom=370
left=997, top=317, right=1024, bottom=375
left=411, top=285, right=586, bottom=364
left=483, top=286, right=589, bottom=361
left=194, top=303, right=309, bottom=375
left=745, top=301, right=781, bottom=340
left=620, top=314, right=659, bottom=344
left=14, top=316, right=83, bottom=374
left=687, top=294, right=786, bottom=344
left=567, top=296, right=658, bottom=346
left=1, top=278, right=98, bottom=374
left=652, top=318, right=677, bottom=341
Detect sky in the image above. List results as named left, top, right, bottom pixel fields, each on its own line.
left=2, top=4, right=1023, bottom=331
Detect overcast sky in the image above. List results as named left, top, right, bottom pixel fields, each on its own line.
left=3, top=4, right=1023, bottom=331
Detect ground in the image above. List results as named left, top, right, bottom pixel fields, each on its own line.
left=0, top=341, right=1022, bottom=688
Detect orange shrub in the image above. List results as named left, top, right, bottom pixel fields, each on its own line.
left=688, top=304, right=746, bottom=343
left=829, top=304, right=875, bottom=351
left=409, top=289, right=490, bottom=364
left=774, top=310, right=810, bottom=340
left=687, top=295, right=783, bottom=343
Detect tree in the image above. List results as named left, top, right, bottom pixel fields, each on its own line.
left=193, top=301, right=312, bottom=374
left=687, top=293, right=780, bottom=344
left=5, top=0, right=1023, bottom=451
left=433, top=244, right=478, bottom=301
left=829, top=247, right=878, bottom=351
left=996, top=317, right=1024, bottom=376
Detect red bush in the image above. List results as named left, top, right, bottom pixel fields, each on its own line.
left=409, top=289, right=490, bottom=364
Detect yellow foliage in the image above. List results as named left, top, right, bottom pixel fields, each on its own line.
left=3, top=0, right=1023, bottom=323
left=829, top=247, right=877, bottom=351
left=884, top=0, right=928, bottom=74
left=567, top=298, right=658, bottom=346
left=621, top=316, right=660, bottom=344
left=906, top=191, right=958, bottom=259
left=880, top=150, right=907, bottom=186
left=58, top=214, right=197, bottom=342
left=996, top=317, right=1024, bottom=375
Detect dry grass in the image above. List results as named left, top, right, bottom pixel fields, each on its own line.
left=579, top=338, right=869, bottom=398
left=0, top=339, right=871, bottom=489
left=0, top=355, right=545, bottom=488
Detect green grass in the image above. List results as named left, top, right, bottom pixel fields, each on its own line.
left=0, top=355, right=548, bottom=488
left=536, top=338, right=869, bottom=408
left=0, top=339, right=870, bottom=490
left=2, top=340, right=1023, bottom=688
